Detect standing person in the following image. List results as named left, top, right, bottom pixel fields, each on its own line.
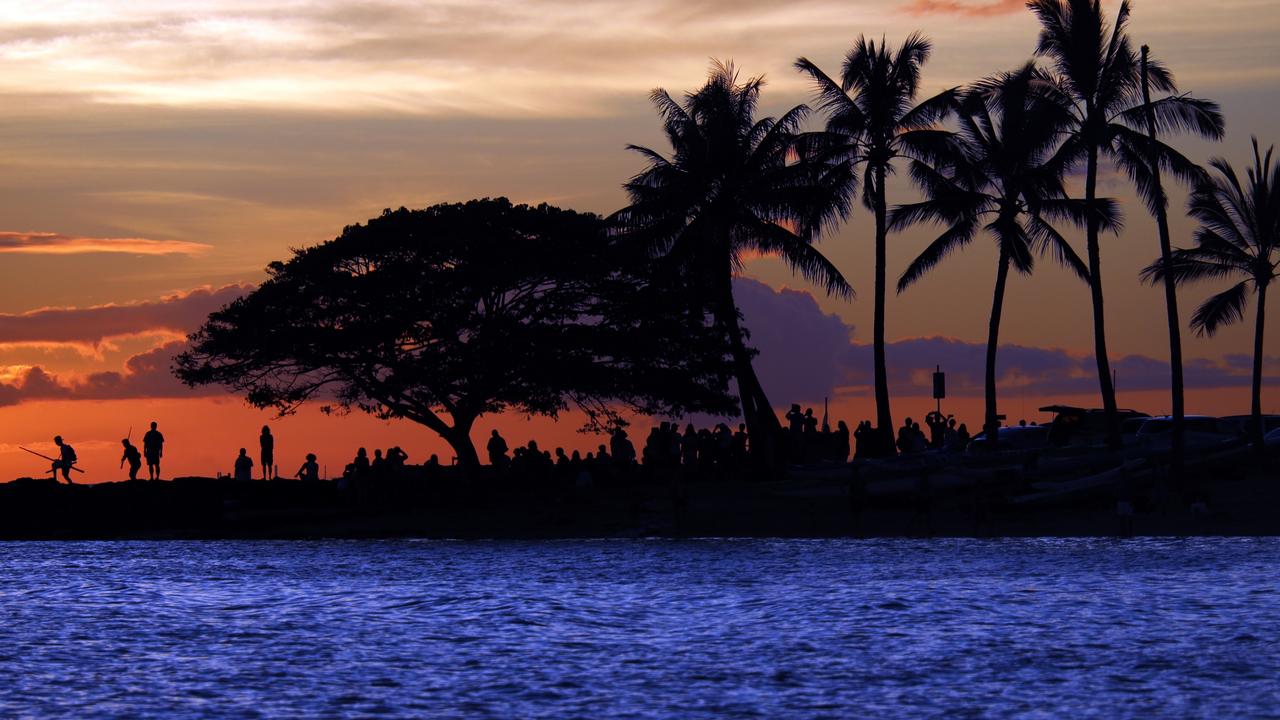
left=51, top=436, right=77, bottom=484
left=142, top=421, right=165, bottom=481
left=259, top=426, right=275, bottom=480
left=835, top=421, right=851, bottom=463
left=120, top=439, right=142, bottom=481
left=486, top=430, right=510, bottom=469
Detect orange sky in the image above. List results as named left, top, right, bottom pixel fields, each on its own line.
left=0, top=0, right=1277, bottom=481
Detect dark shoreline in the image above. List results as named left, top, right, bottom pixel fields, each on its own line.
left=1, top=457, right=1276, bottom=540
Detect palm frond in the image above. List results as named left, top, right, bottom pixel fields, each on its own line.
left=896, top=218, right=979, bottom=292
left=1191, top=280, right=1251, bottom=336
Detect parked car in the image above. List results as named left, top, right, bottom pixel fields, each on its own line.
left=1039, top=405, right=1150, bottom=447
left=1131, top=415, right=1245, bottom=453
left=1266, top=427, right=1280, bottom=450
left=966, top=425, right=1050, bottom=455
left=1223, top=414, right=1280, bottom=437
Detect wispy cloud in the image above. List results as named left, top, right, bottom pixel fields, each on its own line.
left=0, top=231, right=210, bottom=255
left=899, top=0, right=1024, bottom=17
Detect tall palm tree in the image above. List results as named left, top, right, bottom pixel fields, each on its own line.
left=1144, top=139, right=1279, bottom=451
left=1132, top=44, right=1225, bottom=476
left=893, top=64, right=1092, bottom=447
left=796, top=35, right=957, bottom=453
left=1028, top=0, right=1223, bottom=448
left=612, top=61, right=855, bottom=464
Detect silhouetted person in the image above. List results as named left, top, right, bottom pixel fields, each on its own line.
left=259, top=426, right=275, bottom=480
left=944, top=418, right=961, bottom=451
left=487, top=429, right=510, bottom=468
left=142, top=421, right=164, bottom=480
left=682, top=424, right=698, bottom=466
left=49, top=436, right=76, bottom=483
left=836, top=420, right=850, bottom=462
left=925, top=412, right=949, bottom=450
left=385, top=446, right=406, bottom=482
left=295, top=453, right=320, bottom=482
left=353, top=448, right=370, bottom=478
left=371, top=448, right=386, bottom=483
left=911, top=422, right=927, bottom=453
left=732, top=423, right=749, bottom=463
left=610, top=428, right=636, bottom=466
left=897, top=419, right=915, bottom=455
left=120, top=439, right=142, bottom=481
left=803, top=408, right=818, bottom=435
left=234, top=448, right=253, bottom=481
left=957, top=423, right=972, bottom=448
left=786, top=404, right=804, bottom=434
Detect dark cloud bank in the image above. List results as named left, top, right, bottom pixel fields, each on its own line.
left=0, top=279, right=1268, bottom=409
left=732, top=278, right=1273, bottom=405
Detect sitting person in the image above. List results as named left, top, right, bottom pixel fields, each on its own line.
left=233, top=448, right=254, bottom=481
left=295, top=453, right=320, bottom=482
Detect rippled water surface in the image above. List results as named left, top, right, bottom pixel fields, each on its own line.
left=2, top=539, right=1278, bottom=718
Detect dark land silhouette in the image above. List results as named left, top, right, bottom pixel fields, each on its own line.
left=3, top=405, right=1278, bottom=539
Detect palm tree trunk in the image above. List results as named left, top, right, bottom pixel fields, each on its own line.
left=1251, top=282, right=1267, bottom=452
left=985, top=246, right=1011, bottom=449
left=719, top=272, right=782, bottom=466
left=1141, top=46, right=1185, bottom=480
left=1085, top=140, right=1121, bottom=448
left=873, top=164, right=894, bottom=447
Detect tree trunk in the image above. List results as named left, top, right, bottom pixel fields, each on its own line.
left=872, top=163, right=894, bottom=445
left=1251, top=282, right=1268, bottom=453
left=985, top=246, right=1011, bottom=449
left=445, top=416, right=480, bottom=469
left=720, top=272, right=783, bottom=466
left=1141, top=46, right=1185, bottom=480
left=1085, top=139, right=1121, bottom=449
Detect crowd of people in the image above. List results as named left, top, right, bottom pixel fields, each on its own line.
left=37, top=403, right=983, bottom=487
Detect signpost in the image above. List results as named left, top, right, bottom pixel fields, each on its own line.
left=932, top=365, right=945, bottom=415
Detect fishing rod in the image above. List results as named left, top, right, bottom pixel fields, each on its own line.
left=19, top=446, right=86, bottom=473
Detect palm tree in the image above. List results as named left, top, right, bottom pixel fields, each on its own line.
left=1132, top=44, right=1225, bottom=475
left=893, top=64, right=1092, bottom=447
left=1144, top=139, right=1279, bottom=451
left=611, top=61, right=855, bottom=464
left=1028, top=0, right=1224, bottom=448
left=796, top=34, right=957, bottom=453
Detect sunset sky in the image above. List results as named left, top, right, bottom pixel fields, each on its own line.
left=0, top=0, right=1277, bottom=480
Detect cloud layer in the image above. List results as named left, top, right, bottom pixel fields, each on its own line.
left=0, top=278, right=1269, bottom=411
left=0, top=0, right=1272, bottom=117
left=0, top=231, right=210, bottom=255
left=735, top=278, right=1274, bottom=405
left=0, top=284, right=248, bottom=348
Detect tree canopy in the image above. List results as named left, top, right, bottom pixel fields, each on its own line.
left=174, top=198, right=737, bottom=466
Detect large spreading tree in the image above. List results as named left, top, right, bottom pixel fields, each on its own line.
left=175, top=198, right=737, bottom=467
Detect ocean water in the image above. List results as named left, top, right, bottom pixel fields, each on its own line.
left=1, top=538, right=1277, bottom=718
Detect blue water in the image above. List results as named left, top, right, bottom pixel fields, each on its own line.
left=1, top=539, right=1277, bottom=718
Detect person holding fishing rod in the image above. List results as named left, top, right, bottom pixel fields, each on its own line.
left=20, top=437, right=81, bottom=484
left=120, top=438, right=142, bottom=481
